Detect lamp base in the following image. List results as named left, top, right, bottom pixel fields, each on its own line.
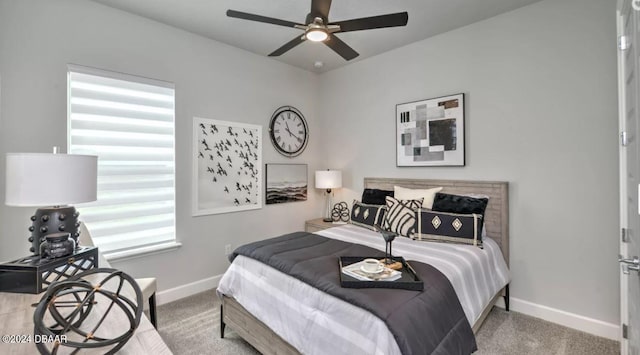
left=28, top=206, right=81, bottom=256
left=323, top=189, right=333, bottom=223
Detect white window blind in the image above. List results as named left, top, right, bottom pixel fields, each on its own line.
left=67, top=65, right=176, bottom=256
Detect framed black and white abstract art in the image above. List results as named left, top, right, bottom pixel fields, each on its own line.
left=396, top=93, right=465, bottom=167
left=192, top=117, right=262, bottom=216
left=265, top=164, right=308, bottom=205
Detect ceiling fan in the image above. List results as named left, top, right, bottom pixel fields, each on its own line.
left=226, top=0, right=408, bottom=61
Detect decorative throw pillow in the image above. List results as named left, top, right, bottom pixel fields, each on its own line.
left=394, top=186, right=443, bottom=209
left=431, top=193, right=488, bottom=215
left=414, top=209, right=484, bottom=248
left=361, top=188, right=394, bottom=205
left=432, top=192, right=489, bottom=237
left=462, top=193, right=490, bottom=239
left=350, top=200, right=387, bottom=231
left=382, top=196, right=423, bottom=238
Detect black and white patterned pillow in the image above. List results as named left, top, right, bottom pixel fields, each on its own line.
left=382, top=196, right=424, bottom=238
left=414, top=209, right=483, bottom=248
left=350, top=200, right=387, bottom=231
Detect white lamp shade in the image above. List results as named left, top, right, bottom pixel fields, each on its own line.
left=5, top=153, right=98, bottom=206
left=315, top=170, right=342, bottom=189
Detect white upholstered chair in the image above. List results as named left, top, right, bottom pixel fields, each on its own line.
left=78, top=222, right=158, bottom=328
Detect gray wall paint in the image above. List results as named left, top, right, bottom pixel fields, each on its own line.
left=0, top=0, right=620, bottom=326
left=318, top=0, right=619, bottom=323
left=0, top=0, right=324, bottom=290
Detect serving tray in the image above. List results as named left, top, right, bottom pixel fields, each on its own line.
left=339, top=256, right=424, bottom=291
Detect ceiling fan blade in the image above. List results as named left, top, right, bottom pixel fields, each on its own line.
left=310, top=0, right=332, bottom=20
left=333, top=12, right=408, bottom=33
left=269, top=36, right=306, bottom=57
left=324, top=33, right=359, bottom=61
left=227, top=9, right=302, bottom=28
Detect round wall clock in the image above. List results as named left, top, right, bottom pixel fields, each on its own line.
left=269, top=106, right=309, bottom=157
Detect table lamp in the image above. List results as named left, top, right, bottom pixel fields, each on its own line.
left=315, top=170, right=342, bottom=222
left=5, top=150, right=98, bottom=255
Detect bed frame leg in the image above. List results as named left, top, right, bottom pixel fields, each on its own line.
left=503, top=284, right=510, bottom=312
left=220, top=304, right=226, bottom=338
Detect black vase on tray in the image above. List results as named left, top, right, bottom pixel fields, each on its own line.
left=374, top=224, right=397, bottom=265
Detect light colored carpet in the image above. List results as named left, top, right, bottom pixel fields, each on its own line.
left=474, top=307, right=618, bottom=355
left=157, top=290, right=619, bottom=355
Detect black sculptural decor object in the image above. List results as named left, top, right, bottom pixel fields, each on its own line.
left=331, top=201, right=350, bottom=222
left=33, top=268, right=143, bottom=355
left=374, top=224, right=397, bottom=265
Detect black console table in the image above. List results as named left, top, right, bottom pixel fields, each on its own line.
left=0, top=246, right=98, bottom=294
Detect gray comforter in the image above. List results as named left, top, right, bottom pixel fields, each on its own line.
left=230, top=231, right=477, bottom=355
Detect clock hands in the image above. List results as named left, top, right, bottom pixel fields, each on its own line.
left=285, top=122, right=292, bottom=137
left=284, top=122, right=301, bottom=141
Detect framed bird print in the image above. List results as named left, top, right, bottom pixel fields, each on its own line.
left=192, top=117, right=263, bottom=216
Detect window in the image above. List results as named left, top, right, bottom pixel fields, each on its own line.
left=67, top=65, right=177, bottom=259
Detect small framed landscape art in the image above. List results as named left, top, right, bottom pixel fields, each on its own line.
left=396, top=93, right=465, bottom=167
left=192, top=117, right=262, bottom=216
left=265, top=164, right=308, bottom=205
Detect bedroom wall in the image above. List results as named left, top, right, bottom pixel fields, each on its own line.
left=0, top=0, right=324, bottom=291
left=318, top=0, right=619, bottom=329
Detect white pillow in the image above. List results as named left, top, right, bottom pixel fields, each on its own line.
left=393, top=186, right=443, bottom=209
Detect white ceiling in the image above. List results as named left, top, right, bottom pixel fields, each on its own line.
left=91, top=0, right=542, bottom=73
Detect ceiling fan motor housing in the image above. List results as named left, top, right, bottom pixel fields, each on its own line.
left=306, top=12, right=327, bottom=25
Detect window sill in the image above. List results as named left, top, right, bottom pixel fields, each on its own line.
left=104, top=241, right=182, bottom=263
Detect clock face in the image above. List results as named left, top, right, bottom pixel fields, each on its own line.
left=269, top=106, right=309, bottom=157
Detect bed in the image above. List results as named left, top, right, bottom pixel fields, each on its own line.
left=217, top=178, right=510, bottom=354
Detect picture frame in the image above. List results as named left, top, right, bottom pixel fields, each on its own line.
left=265, top=164, right=308, bottom=205
left=396, top=93, right=465, bottom=167
left=192, top=117, right=262, bottom=216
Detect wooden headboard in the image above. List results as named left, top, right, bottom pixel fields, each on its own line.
left=364, top=177, right=509, bottom=265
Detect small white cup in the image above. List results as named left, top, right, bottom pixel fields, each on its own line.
left=362, top=258, right=383, bottom=273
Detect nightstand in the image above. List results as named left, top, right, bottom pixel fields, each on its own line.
left=305, top=218, right=346, bottom=233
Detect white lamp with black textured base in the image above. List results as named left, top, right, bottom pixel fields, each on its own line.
left=5, top=150, right=98, bottom=256
left=315, top=170, right=342, bottom=222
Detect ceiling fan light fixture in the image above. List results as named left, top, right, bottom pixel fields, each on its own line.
left=226, top=5, right=408, bottom=61
left=305, top=28, right=328, bottom=42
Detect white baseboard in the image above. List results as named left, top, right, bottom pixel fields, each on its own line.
left=156, top=274, right=222, bottom=305
left=494, top=297, right=619, bottom=341
left=155, top=275, right=620, bottom=341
